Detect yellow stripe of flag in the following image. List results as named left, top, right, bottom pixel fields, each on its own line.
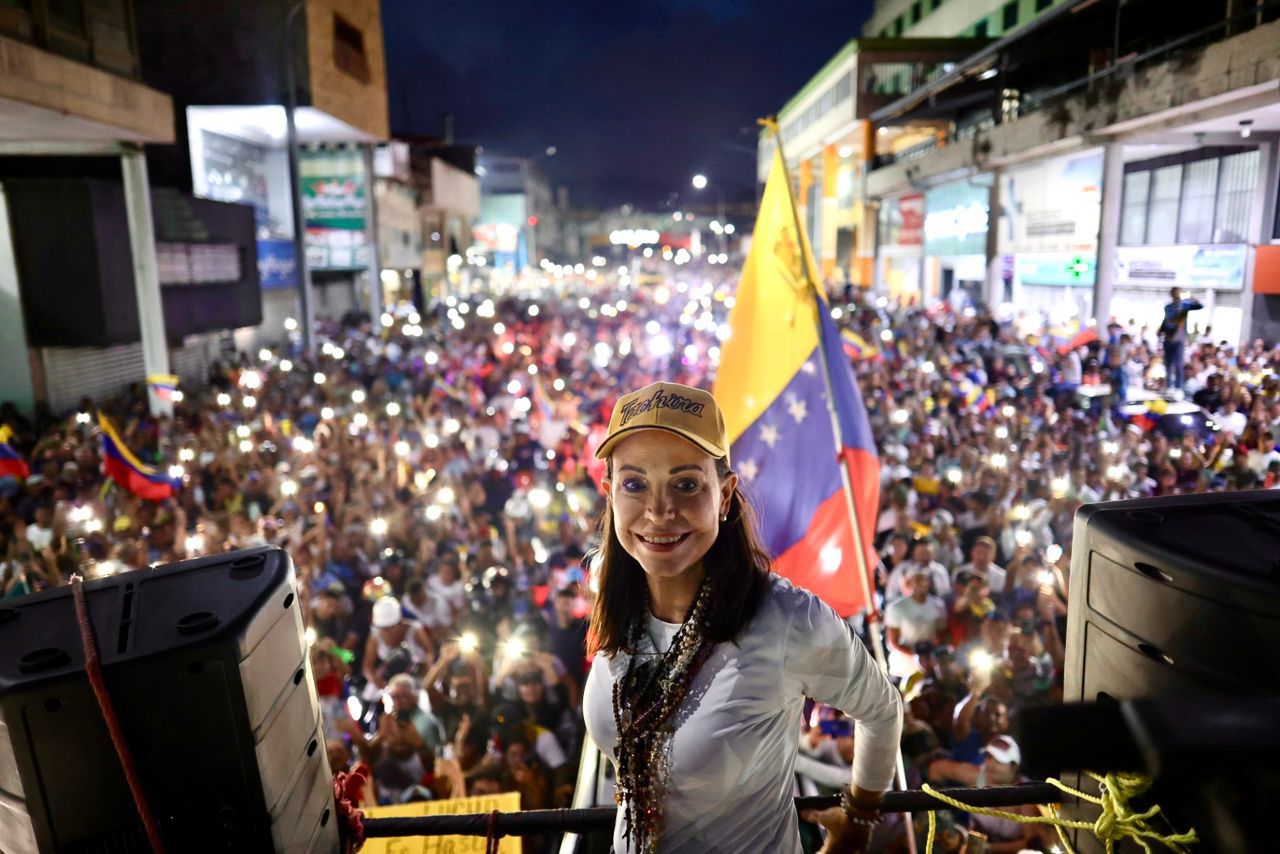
left=714, top=147, right=825, bottom=445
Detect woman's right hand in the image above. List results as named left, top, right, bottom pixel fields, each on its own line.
left=802, top=807, right=872, bottom=854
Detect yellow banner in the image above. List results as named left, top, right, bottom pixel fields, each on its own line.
left=360, top=792, right=523, bottom=854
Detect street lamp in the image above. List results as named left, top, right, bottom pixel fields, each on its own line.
left=691, top=174, right=725, bottom=253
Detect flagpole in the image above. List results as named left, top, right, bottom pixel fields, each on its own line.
left=765, top=118, right=916, bottom=852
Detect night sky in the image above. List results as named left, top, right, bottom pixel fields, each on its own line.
left=381, top=0, right=873, bottom=210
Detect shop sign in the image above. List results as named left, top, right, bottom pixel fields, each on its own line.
left=300, top=147, right=369, bottom=270
left=304, top=229, right=370, bottom=270
left=1003, top=151, right=1102, bottom=254
left=899, top=194, right=924, bottom=246
left=256, top=238, right=297, bottom=289
left=1016, top=252, right=1095, bottom=287
left=473, top=223, right=519, bottom=253
left=197, top=131, right=273, bottom=233
left=880, top=194, right=924, bottom=248
left=924, top=179, right=991, bottom=257
left=1115, top=244, right=1246, bottom=291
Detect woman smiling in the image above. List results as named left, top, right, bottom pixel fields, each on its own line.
left=583, top=381, right=903, bottom=854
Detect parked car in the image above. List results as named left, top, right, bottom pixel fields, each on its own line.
left=1120, top=390, right=1218, bottom=440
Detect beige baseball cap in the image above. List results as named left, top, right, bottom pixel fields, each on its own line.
left=594, top=381, right=730, bottom=464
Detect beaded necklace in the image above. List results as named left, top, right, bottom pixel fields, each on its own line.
left=611, top=577, right=716, bottom=854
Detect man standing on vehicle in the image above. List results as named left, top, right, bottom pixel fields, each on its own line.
left=1161, top=288, right=1203, bottom=396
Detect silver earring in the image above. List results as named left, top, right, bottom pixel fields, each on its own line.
left=720, top=513, right=728, bottom=522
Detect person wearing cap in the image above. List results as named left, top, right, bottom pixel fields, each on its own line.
left=582, top=381, right=902, bottom=854
left=967, top=736, right=1044, bottom=852
left=884, top=564, right=947, bottom=680
left=361, top=595, right=436, bottom=703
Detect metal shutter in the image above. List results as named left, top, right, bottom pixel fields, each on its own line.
left=42, top=334, right=220, bottom=413
left=41, top=344, right=145, bottom=414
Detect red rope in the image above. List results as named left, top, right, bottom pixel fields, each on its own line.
left=485, top=808, right=502, bottom=854
left=69, top=575, right=167, bottom=853
left=334, top=763, right=370, bottom=853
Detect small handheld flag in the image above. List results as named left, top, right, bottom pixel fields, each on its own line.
left=0, top=432, right=29, bottom=480
left=147, top=374, right=180, bottom=402
left=99, top=415, right=181, bottom=501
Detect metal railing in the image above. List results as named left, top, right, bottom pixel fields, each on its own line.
left=362, top=782, right=1063, bottom=842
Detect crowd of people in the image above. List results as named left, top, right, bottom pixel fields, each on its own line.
left=1, top=269, right=1277, bottom=852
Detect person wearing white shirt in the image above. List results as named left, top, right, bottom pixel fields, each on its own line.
left=582, top=382, right=902, bottom=854
left=401, top=578, right=452, bottom=631
left=1214, top=401, right=1247, bottom=438
left=884, top=539, right=952, bottom=603
left=884, top=566, right=947, bottom=679
left=25, top=505, right=54, bottom=552
left=427, top=556, right=466, bottom=616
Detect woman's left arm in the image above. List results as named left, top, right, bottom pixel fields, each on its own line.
left=784, top=590, right=904, bottom=799
left=786, top=590, right=903, bottom=852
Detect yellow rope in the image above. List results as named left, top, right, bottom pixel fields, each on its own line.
left=920, top=773, right=1198, bottom=854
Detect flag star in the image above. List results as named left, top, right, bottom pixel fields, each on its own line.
left=759, top=423, right=781, bottom=449
left=738, top=459, right=759, bottom=481
left=801, top=362, right=817, bottom=375
left=788, top=398, right=808, bottom=424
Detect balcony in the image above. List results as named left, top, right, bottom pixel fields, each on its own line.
left=866, top=0, right=1280, bottom=180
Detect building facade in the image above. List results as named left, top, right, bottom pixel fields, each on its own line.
left=413, top=143, right=481, bottom=301
left=865, top=0, right=1072, bottom=40
left=475, top=154, right=563, bottom=274
left=864, top=0, right=1280, bottom=344
left=771, top=0, right=1280, bottom=344
left=758, top=35, right=987, bottom=290
left=0, top=0, right=183, bottom=416
left=136, top=0, right=391, bottom=343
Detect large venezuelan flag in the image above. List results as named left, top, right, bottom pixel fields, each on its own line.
left=99, top=415, right=180, bottom=502
left=713, top=147, right=880, bottom=618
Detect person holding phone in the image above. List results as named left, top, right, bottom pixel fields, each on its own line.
left=582, top=382, right=902, bottom=854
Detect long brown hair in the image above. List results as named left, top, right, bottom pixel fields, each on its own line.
left=588, top=458, right=773, bottom=656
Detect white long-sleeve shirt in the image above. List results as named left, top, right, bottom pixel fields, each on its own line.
left=584, top=574, right=903, bottom=854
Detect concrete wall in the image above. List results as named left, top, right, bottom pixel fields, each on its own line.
left=376, top=179, right=421, bottom=271
left=0, top=33, right=173, bottom=143
left=429, top=158, right=480, bottom=220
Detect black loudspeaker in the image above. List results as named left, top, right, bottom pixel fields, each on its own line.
left=1055, top=491, right=1280, bottom=851
left=0, top=546, right=338, bottom=853
left=1064, top=490, right=1280, bottom=702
